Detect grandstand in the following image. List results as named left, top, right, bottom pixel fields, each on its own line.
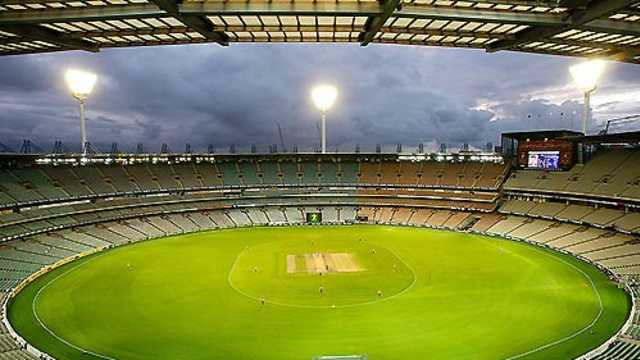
left=0, top=130, right=639, bottom=359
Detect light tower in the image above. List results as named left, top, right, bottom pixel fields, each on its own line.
left=311, top=85, right=338, bottom=154
left=65, top=69, right=97, bottom=154
left=569, top=59, right=605, bottom=135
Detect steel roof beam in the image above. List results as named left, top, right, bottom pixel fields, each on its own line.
left=0, top=5, right=165, bottom=25
left=0, top=24, right=98, bottom=52
left=557, top=0, right=590, bottom=9
left=487, top=0, right=639, bottom=52
left=179, top=2, right=382, bottom=16
left=67, top=26, right=190, bottom=39
left=148, top=0, right=228, bottom=45
left=66, top=24, right=515, bottom=40
left=581, top=19, right=640, bottom=37
left=528, top=38, right=640, bottom=53
left=395, top=5, right=565, bottom=25
left=1, top=2, right=636, bottom=28
left=359, top=0, right=402, bottom=46
left=0, top=3, right=593, bottom=25
left=569, top=0, right=639, bottom=24
left=2, top=0, right=567, bottom=7
left=0, top=0, right=638, bottom=60
left=467, top=0, right=566, bottom=6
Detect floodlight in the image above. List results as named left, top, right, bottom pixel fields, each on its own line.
left=311, top=85, right=338, bottom=113
left=311, top=85, right=338, bottom=154
left=65, top=69, right=97, bottom=154
left=570, top=60, right=605, bottom=93
left=569, top=60, right=606, bottom=135
left=65, top=69, right=97, bottom=100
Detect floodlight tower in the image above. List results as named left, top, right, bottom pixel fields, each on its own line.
left=65, top=69, right=97, bottom=154
left=311, top=85, right=338, bottom=154
left=569, top=60, right=605, bottom=135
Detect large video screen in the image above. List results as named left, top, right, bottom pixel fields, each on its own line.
left=527, top=151, right=560, bottom=170
left=306, top=212, right=322, bottom=224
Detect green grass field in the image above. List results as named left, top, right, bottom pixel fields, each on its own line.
left=8, top=225, right=630, bottom=360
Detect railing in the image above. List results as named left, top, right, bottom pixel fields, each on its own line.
left=575, top=284, right=637, bottom=359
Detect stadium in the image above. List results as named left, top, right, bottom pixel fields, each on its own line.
left=1, top=1, right=640, bottom=359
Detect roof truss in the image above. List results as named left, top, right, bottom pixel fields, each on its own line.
left=0, top=0, right=637, bottom=63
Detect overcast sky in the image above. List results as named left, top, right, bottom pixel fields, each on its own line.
left=0, top=43, right=639, bottom=153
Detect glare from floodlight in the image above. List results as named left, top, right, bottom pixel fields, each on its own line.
left=311, top=85, right=338, bottom=113
left=65, top=69, right=97, bottom=100
left=311, top=84, right=338, bottom=154
left=65, top=69, right=97, bottom=154
left=569, top=59, right=606, bottom=136
left=570, top=59, right=605, bottom=93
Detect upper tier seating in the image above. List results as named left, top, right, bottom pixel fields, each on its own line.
left=505, top=148, right=640, bottom=201
left=357, top=161, right=508, bottom=189
left=0, top=159, right=504, bottom=212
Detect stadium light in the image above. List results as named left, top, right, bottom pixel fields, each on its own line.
left=65, top=69, right=97, bottom=154
left=569, top=60, right=605, bottom=135
left=311, top=85, right=338, bottom=154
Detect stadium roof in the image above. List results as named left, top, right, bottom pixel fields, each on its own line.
left=502, top=129, right=640, bottom=144
left=0, top=0, right=639, bottom=62
left=568, top=130, right=640, bottom=143
left=501, top=130, right=584, bottom=140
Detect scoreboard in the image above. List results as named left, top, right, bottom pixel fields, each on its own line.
left=306, top=212, right=322, bottom=224
left=517, top=139, right=575, bottom=170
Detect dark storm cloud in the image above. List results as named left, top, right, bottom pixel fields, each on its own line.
left=0, top=44, right=639, bottom=153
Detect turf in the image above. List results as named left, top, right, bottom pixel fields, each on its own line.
left=8, top=225, right=631, bottom=360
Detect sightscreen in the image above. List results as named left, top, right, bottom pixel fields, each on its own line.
left=306, top=212, right=323, bottom=224
left=527, top=151, right=560, bottom=170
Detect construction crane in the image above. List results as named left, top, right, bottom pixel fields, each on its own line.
left=277, top=122, right=287, bottom=153
left=598, top=115, right=640, bottom=135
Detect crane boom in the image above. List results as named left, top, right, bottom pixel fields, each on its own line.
left=277, top=122, right=286, bottom=153
left=599, top=115, right=640, bottom=135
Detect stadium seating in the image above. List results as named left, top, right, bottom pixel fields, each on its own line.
left=507, top=219, right=553, bottom=239
left=505, top=148, right=640, bottom=202
left=486, top=216, right=529, bottom=236
left=0, top=150, right=639, bottom=360
left=43, top=166, right=93, bottom=197
left=442, top=212, right=471, bottom=229
left=264, top=208, right=286, bottom=223
left=172, top=163, right=202, bottom=188
left=320, top=207, right=339, bottom=223
left=425, top=210, right=452, bottom=228
left=591, top=340, right=640, bottom=360
left=187, top=212, right=219, bottom=229
left=97, top=165, right=134, bottom=192
left=0, top=301, right=38, bottom=359
left=71, top=166, right=115, bottom=194
left=339, top=207, right=357, bottom=222
left=393, top=208, right=414, bottom=225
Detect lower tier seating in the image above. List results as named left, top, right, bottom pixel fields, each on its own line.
left=0, top=203, right=636, bottom=360
left=591, top=340, right=640, bottom=360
